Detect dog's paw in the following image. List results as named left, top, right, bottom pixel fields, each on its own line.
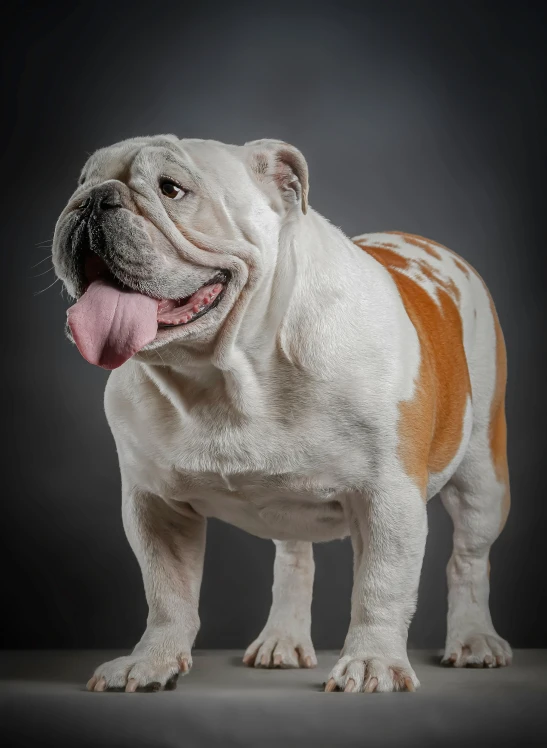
left=86, top=653, right=192, bottom=692
left=442, top=633, right=512, bottom=668
left=324, top=655, right=419, bottom=693
left=243, top=632, right=317, bottom=669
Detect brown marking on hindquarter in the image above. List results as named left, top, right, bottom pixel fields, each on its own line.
left=453, top=258, right=470, bottom=277
left=384, top=231, right=443, bottom=260
left=357, top=243, right=471, bottom=498
left=416, top=259, right=461, bottom=304
left=384, top=232, right=473, bottom=282
left=488, top=297, right=511, bottom=530
left=465, top=265, right=511, bottom=532
left=357, top=245, right=409, bottom=270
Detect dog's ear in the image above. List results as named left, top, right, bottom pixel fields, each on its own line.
left=245, top=139, right=309, bottom=215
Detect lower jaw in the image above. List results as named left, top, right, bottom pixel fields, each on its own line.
left=156, top=286, right=227, bottom=332
left=156, top=269, right=230, bottom=330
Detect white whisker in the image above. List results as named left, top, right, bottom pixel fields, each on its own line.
left=32, top=266, right=55, bottom=278
left=34, top=277, right=61, bottom=296
left=30, top=255, right=53, bottom=268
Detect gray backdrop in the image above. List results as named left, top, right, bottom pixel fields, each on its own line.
left=2, top=0, right=545, bottom=651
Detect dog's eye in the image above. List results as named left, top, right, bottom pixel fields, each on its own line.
left=160, top=180, right=185, bottom=200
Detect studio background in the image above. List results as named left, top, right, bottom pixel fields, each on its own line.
left=2, top=0, right=545, bottom=652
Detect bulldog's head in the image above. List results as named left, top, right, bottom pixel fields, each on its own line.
left=52, top=135, right=309, bottom=369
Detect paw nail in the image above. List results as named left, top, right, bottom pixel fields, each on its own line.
left=94, top=677, right=107, bottom=692
left=344, top=678, right=355, bottom=693
left=125, top=678, right=138, bottom=693
left=364, top=677, right=378, bottom=693
left=403, top=676, right=415, bottom=692
left=273, top=655, right=282, bottom=667
left=324, top=678, right=337, bottom=692
left=304, top=656, right=313, bottom=668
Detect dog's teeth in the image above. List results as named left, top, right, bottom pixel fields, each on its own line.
left=158, top=283, right=224, bottom=328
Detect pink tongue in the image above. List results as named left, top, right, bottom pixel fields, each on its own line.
left=67, top=278, right=159, bottom=370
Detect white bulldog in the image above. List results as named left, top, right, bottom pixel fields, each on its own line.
left=52, top=135, right=512, bottom=693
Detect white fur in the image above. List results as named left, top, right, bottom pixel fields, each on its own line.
left=52, top=137, right=511, bottom=692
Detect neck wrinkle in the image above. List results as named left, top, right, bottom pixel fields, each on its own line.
left=139, top=212, right=307, bottom=418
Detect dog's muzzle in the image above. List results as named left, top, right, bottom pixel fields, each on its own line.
left=61, top=183, right=231, bottom=371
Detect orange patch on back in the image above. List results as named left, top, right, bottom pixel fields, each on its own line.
left=424, top=245, right=442, bottom=260
left=445, top=278, right=461, bottom=303
left=416, top=260, right=461, bottom=303
left=384, top=231, right=443, bottom=260
left=357, top=243, right=471, bottom=498
left=488, top=297, right=510, bottom=530
left=360, top=245, right=410, bottom=271
left=453, top=258, right=470, bottom=277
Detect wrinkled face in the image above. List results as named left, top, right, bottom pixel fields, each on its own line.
left=52, top=135, right=308, bottom=369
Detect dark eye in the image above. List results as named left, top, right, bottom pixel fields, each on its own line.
left=160, top=179, right=185, bottom=200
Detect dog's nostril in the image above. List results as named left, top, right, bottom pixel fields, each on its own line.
left=78, top=197, right=91, bottom=210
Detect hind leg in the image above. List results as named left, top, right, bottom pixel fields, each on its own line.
left=440, top=435, right=512, bottom=668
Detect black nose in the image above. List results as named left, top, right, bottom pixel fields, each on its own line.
left=90, top=184, right=123, bottom=213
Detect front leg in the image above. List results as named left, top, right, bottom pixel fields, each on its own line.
left=243, top=540, right=317, bottom=669
left=325, top=483, right=427, bottom=693
left=87, top=489, right=206, bottom=692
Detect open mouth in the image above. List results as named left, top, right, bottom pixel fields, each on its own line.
left=156, top=270, right=230, bottom=328
left=83, top=252, right=230, bottom=328
left=67, top=251, right=232, bottom=370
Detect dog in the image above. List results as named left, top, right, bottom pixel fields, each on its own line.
left=52, top=135, right=512, bottom=693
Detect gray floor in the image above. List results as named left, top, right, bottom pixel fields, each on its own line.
left=1, top=650, right=546, bottom=747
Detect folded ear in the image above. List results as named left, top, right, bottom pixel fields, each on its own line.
left=245, top=139, right=309, bottom=214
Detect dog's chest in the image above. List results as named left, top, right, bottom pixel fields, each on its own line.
left=129, top=409, right=367, bottom=541
left=179, top=465, right=350, bottom=541
left=109, top=366, right=383, bottom=540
